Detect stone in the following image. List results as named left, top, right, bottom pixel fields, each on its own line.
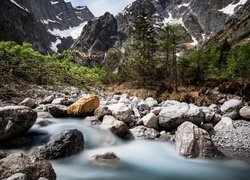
left=0, top=153, right=56, bottom=180
left=157, top=131, right=175, bottom=143
left=47, top=105, right=68, bottom=117
left=175, top=122, right=220, bottom=158
left=239, top=106, right=250, bottom=120
left=51, top=98, right=67, bottom=105
left=31, top=129, right=84, bottom=160
left=150, top=107, right=161, bottom=115
left=212, top=113, right=222, bottom=124
left=0, top=106, right=37, bottom=141
left=129, top=126, right=159, bottom=140
left=6, top=173, right=27, bottom=180
left=100, top=115, right=129, bottom=138
left=158, top=102, right=204, bottom=131
left=89, top=152, right=120, bottom=161
left=142, top=113, right=159, bottom=130
left=200, top=106, right=215, bottom=122
left=83, top=116, right=101, bottom=126
left=20, top=98, right=36, bottom=108
left=137, top=101, right=149, bottom=112
left=108, top=103, right=133, bottom=123
left=94, top=106, right=112, bottom=120
left=42, top=95, right=55, bottom=104
left=131, top=97, right=141, bottom=108
left=145, top=97, right=158, bottom=108
left=211, top=119, right=250, bottom=159
left=200, top=123, right=214, bottom=132
left=67, top=94, right=100, bottom=116
left=220, top=99, right=242, bottom=119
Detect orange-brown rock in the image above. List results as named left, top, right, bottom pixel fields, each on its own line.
left=67, top=94, right=100, bottom=116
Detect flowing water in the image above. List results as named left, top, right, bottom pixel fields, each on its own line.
left=18, top=118, right=250, bottom=180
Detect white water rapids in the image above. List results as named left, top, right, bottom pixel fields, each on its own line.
left=14, top=118, right=250, bottom=180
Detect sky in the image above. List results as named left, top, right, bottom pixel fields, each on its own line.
left=65, top=0, right=135, bottom=17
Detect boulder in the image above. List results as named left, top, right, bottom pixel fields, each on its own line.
left=211, top=118, right=250, bottom=157
left=83, top=116, right=102, bottom=126
left=94, top=106, right=112, bottom=120
left=239, top=106, right=250, bottom=120
left=200, top=106, right=215, bottom=122
left=100, top=115, right=129, bottom=138
left=142, top=113, right=159, bottom=130
left=158, top=102, right=204, bottom=131
left=51, top=98, right=66, bottom=105
left=89, top=152, right=120, bottom=161
left=145, top=97, right=158, bottom=108
left=137, top=101, right=149, bottom=112
left=0, top=153, right=56, bottom=180
left=31, top=129, right=84, bottom=160
left=108, top=103, right=133, bottom=123
left=175, top=122, right=220, bottom=158
left=67, top=94, right=100, bottom=116
left=129, top=126, right=159, bottom=140
left=42, top=95, right=55, bottom=104
left=0, top=106, right=37, bottom=141
left=220, top=99, right=242, bottom=119
left=150, top=107, right=161, bottom=115
left=20, top=98, right=36, bottom=108
left=47, top=105, right=68, bottom=117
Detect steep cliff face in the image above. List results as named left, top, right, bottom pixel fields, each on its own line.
left=0, top=0, right=54, bottom=54
left=71, top=12, right=119, bottom=54
left=206, top=0, right=250, bottom=47
left=0, top=0, right=94, bottom=53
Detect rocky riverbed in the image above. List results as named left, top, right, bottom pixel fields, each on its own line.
left=0, top=85, right=250, bottom=179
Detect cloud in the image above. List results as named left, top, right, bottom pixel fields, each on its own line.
left=66, top=0, right=135, bottom=17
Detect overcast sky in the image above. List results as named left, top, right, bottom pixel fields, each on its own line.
left=65, top=0, right=135, bottom=17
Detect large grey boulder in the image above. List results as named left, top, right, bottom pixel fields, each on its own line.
left=129, top=126, right=159, bottom=140
left=31, top=129, right=84, bottom=160
left=0, top=153, right=56, bottom=180
left=142, top=113, right=159, bottom=130
left=200, top=106, right=215, bottom=122
left=108, top=103, right=133, bottom=123
left=211, top=118, right=250, bottom=157
left=239, top=106, right=250, bottom=120
left=159, top=101, right=204, bottom=131
left=145, top=97, right=158, bottom=108
left=94, top=106, right=112, bottom=120
left=47, top=104, right=68, bottom=117
left=175, top=122, right=220, bottom=158
left=220, top=99, right=242, bottom=119
left=0, top=106, right=37, bottom=141
left=100, top=115, right=129, bottom=138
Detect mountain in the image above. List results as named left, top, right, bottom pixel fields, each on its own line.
left=72, top=0, right=248, bottom=56
left=0, top=0, right=94, bottom=53
left=205, top=0, right=250, bottom=47
left=71, top=12, right=119, bottom=54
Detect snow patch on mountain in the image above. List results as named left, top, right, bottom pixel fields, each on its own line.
left=51, top=1, right=59, bottom=5
left=219, top=0, right=247, bottom=15
left=41, top=19, right=59, bottom=25
left=48, top=22, right=87, bottom=40
left=50, top=38, right=61, bottom=52
left=10, top=0, right=29, bottom=13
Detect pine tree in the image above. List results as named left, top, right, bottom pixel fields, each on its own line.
left=125, top=11, right=157, bottom=79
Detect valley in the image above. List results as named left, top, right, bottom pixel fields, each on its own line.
left=0, top=0, right=250, bottom=179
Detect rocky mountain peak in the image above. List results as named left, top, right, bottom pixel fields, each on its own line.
left=71, top=12, right=119, bottom=54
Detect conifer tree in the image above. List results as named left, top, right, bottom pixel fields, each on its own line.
left=125, top=11, right=157, bottom=79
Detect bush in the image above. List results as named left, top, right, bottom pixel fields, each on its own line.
left=0, top=41, right=106, bottom=88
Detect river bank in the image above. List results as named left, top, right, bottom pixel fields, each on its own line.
left=0, top=83, right=250, bottom=179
